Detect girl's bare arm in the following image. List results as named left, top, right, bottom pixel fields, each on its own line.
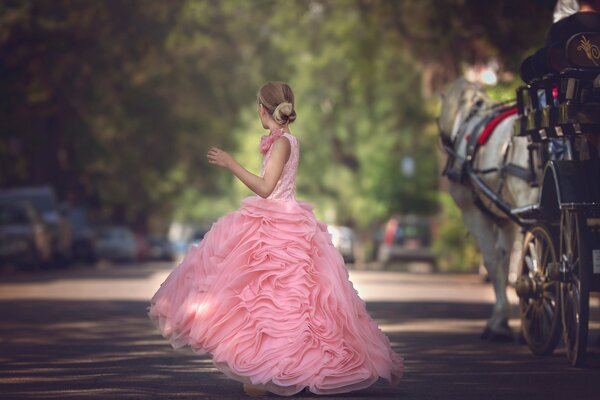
left=207, top=137, right=291, bottom=198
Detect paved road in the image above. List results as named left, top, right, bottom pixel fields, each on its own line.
left=0, top=262, right=599, bottom=400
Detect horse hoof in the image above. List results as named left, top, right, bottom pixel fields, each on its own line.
left=481, top=327, right=514, bottom=342
left=488, top=332, right=515, bottom=343
left=516, top=330, right=527, bottom=345
left=481, top=327, right=492, bottom=340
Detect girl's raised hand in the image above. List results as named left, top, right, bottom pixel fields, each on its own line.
left=207, top=147, right=233, bottom=169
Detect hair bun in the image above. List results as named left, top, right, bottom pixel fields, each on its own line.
left=273, top=102, right=295, bottom=124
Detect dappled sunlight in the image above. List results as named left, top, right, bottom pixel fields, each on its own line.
left=350, top=270, right=497, bottom=303
left=0, top=299, right=232, bottom=399
left=0, top=262, right=176, bottom=284
left=188, top=298, right=213, bottom=317
left=1, top=298, right=408, bottom=399
left=0, top=262, right=175, bottom=301
left=381, top=318, right=487, bottom=334
left=1, top=269, right=599, bottom=399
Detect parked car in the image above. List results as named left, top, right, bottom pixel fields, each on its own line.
left=327, top=225, right=356, bottom=263
left=66, top=206, right=96, bottom=263
left=147, top=236, right=175, bottom=261
left=188, top=228, right=209, bottom=247
left=171, top=228, right=210, bottom=261
left=376, top=215, right=435, bottom=267
left=0, top=203, right=52, bottom=267
left=0, top=186, right=72, bottom=265
left=94, top=226, right=137, bottom=263
left=134, top=233, right=151, bottom=262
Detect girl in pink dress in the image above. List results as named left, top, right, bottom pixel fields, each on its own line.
left=148, top=82, right=403, bottom=396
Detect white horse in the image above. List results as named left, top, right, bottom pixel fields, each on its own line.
left=438, top=78, right=539, bottom=341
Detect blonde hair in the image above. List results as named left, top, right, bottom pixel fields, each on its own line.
left=257, top=82, right=297, bottom=125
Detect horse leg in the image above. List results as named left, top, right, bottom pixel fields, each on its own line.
left=455, top=203, right=512, bottom=341
left=483, top=223, right=518, bottom=342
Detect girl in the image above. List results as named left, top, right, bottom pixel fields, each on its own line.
left=148, top=82, right=403, bottom=396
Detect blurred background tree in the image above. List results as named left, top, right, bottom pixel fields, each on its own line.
left=0, top=0, right=556, bottom=268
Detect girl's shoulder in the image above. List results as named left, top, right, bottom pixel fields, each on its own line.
left=260, top=129, right=298, bottom=155
left=273, top=134, right=292, bottom=149
left=281, top=131, right=298, bottom=144
left=275, top=130, right=297, bottom=146
left=280, top=132, right=299, bottom=153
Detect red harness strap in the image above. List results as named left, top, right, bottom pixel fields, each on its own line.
left=477, top=107, right=518, bottom=146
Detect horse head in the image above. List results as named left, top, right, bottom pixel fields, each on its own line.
left=438, top=78, right=489, bottom=146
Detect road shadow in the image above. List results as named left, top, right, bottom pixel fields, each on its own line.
left=0, top=298, right=598, bottom=399
left=0, top=262, right=176, bottom=283
left=0, top=299, right=404, bottom=399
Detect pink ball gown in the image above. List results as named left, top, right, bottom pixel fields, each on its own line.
left=148, top=129, right=403, bottom=396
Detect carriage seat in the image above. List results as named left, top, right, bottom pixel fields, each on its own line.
left=515, top=32, right=600, bottom=139
left=556, top=33, right=600, bottom=129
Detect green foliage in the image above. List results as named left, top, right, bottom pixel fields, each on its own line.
left=486, top=79, right=523, bottom=103
left=433, top=193, right=481, bottom=272
left=0, top=0, right=556, bottom=236
left=254, top=2, right=439, bottom=228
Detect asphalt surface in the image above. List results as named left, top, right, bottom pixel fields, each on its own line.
left=0, top=261, right=599, bottom=400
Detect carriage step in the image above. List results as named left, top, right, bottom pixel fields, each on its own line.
left=511, top=204, right=543, bottom=220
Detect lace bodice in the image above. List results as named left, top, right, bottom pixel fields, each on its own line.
left=261, top=131, right=299, bottom=200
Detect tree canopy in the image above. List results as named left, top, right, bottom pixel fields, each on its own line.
left=0, top=0, right=555, bottom=234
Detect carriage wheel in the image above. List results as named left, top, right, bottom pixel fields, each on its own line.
left=560, top=209, right=591, bottom=367
left=516, top=224, right=562, bottom=355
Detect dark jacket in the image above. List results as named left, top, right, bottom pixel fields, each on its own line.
left=520, top=11, right=600, bottom=83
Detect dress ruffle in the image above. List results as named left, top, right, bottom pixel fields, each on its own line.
left=148, top=196, right=403, bottom=396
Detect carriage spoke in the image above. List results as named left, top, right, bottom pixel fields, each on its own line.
left=524, top=301, right=535, bottom=319
left=531, top=307, right=539, bottom=342
left=542, top=299, right=555, bottom=325
left=564, top=295, right=575, bottom=340
left=572, top=284, right=580, bottom=307
left=541, top=309, right=550, bottom=338
left=541, top=241, right=550, bottom=271
left=524, top=254, right=535, bottom=274
left=536, top=306, right=546, bottom=341
left=528, top=241, right=539, bottom=271
left=535, top=236, right=544, bottom=270
left=519, top=224, right=562, bottom=355
left=523, top=307, right=534, bottom=333
left=543, top=285, right=557, bottom=303
left=560, top=209, right=589, bottom=366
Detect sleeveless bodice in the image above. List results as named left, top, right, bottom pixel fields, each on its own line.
left=261, top=131, right=299, bottom=200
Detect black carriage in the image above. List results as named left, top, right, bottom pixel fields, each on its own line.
left=510, top=32, right=600, bottom=367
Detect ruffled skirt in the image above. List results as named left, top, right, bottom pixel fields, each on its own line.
left=148, top=196, right=403, bottom=396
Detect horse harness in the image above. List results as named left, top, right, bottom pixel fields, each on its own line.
left=441, top=100, right=536, bottom=223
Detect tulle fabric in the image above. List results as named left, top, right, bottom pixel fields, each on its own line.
left=148, top=196, right=403, bottom=396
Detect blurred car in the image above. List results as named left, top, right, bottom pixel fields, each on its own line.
left=327, top=225, right=356, bottom=263
left=188, top=228, right=209, bottom=247
left=134, top=233, right=151, bottom=262
left=0, top=203, right=52, bottom=267
left=0, top=186, right=72, bottom=265
left=376, top=215, right=435, bottom=267
left=67, top=206, right=96, bottom=263
left=94, top=226, right=137, bottom=263
left=171, top=228, right=210, bottom=261
left=147, top=236, right=175, bottom=261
